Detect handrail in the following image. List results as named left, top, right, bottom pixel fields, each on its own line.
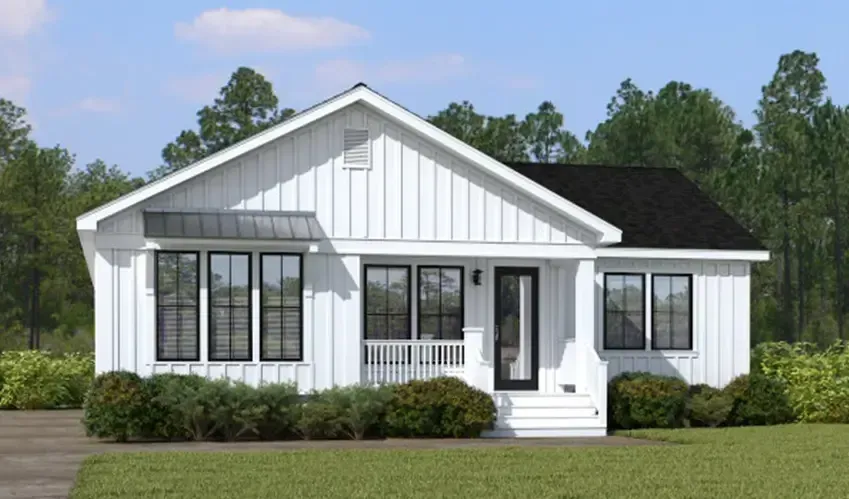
left=363, top=339, right=465, bottom=385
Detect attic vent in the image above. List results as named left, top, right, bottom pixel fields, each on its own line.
left=343, top=128, right=370, bottom=168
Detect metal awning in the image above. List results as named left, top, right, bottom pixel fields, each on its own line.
left=142, top=208, right=324, bottom=240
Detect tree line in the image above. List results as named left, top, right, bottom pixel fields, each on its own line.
left=0, top=51, right=844, bottom=350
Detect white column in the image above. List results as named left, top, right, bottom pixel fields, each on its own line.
left=574, top=258, right=596, bottom=393
left=462, top=327, right=486, bottom=391
left=340, top=255, right=362, bottom=385
left=94, top=249, right=114, bottom=374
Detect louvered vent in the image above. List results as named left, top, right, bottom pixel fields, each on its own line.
left=343, top=128, right=370, bottom=167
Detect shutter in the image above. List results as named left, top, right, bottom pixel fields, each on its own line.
left=343, top=128, right=370, bottom=168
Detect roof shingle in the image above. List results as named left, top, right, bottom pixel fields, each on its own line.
left=505, top=162, right=765, bottom=251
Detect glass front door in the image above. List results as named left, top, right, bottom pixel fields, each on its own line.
left=493, top=267, right=539, bottom=391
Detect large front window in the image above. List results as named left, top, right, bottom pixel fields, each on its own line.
left=603, top=273, right=645, bottom=350
left=418, top=266, right=464, bottom=340
left=208, top=253, right=251, bottom=361
left=364, top=265, right=411, bottom=339
left=156, top=251, right=199, bottom=361
left=652, top=274, right=692, bottom=350
left=260, top=254, right=303, bottom=361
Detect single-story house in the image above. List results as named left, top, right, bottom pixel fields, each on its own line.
left=76, top=83, right=768, bottom=437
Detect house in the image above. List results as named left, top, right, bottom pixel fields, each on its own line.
left=76, top=83, right=769, bottom=437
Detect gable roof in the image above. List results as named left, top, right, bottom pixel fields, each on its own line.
left=76, top=84, right=622, bottom=245
left=505, top=162, right=766, bottom=251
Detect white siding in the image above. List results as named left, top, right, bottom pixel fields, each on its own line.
left=93, top=248, right=361, bottom=390
left=596, top=258, right=751, bottom=388
left=99, top=104, right=592, bottom=245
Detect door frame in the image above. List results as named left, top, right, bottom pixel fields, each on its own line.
left=493, top=266, right=540, bottom=391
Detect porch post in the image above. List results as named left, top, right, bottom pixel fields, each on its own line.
left=462, top=327, right=487, bottom=391
left=574, top=258, right=596, bottom=393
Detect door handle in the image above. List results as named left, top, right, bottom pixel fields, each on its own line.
left=494, top=325, right=500, bottom=343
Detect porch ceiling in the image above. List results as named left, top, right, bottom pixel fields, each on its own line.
left=142, top=208, right=324, bottom=240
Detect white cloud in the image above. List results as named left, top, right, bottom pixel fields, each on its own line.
left=77, top=97, right=121, bottom=113
left=175, top=8, right=370, bottom=54
left=314, top=54, right=468, bottom=89
left=0, top=0, right=53, bottom=38
left=0, top=75, right=31, bottom=102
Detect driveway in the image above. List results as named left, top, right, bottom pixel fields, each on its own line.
left=0, top=410, right=661, bottom=498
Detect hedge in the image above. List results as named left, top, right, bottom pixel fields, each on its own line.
left=83, top=374, right=495, bottom=442
left=0, top=350, right=94, bottom=409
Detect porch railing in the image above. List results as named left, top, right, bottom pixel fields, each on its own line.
left=584, top=342, right=609, bottom=427
left=363, top=340, right=465, bottom=385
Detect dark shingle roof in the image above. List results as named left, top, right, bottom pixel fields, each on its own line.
left=504, top=162, right=765, bottom=251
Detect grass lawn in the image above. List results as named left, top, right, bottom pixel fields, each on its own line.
left=71, top=425, right=849, bottom=498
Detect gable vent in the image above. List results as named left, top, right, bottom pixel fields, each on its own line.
left=343, top=128, right=370, bottom=168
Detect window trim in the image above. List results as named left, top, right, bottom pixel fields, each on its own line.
left=650, top=273, right=694, bottom=351
left=154, top=250, right=200, bottom=362
left=416, top=266, right=465, bottom=340
left=207, top=251, right=253, bottom=362
left=602, top=272, right=646, bottom=351
left=259, top=252, right=304, bottom=362
left=362, top=264, right=412, bottom=340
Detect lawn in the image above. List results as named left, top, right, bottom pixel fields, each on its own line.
left=71, top=425, right=849, bottom=499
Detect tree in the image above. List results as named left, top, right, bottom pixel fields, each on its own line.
left=521, top=101, right=584, bottom=163
left=428, top=102, right=528, bottom=161
left=152, top=67, right=296, bottom=179
left=0, top=99, right=31, bottom=163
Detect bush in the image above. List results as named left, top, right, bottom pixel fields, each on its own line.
left=153, top=376, right=239, bottom=441
left=757, top=341, right=849, bottom=423
left=0, top=351, right=94, bottom=409
left=319, top=385, right=394, bottom=440
left=142, top=373, right=206, bottom=440
left=83, top=371, right=148, bottom=442
left=608, top=372, right=688, bottom=429
left=386, top=377, right=496, bottom=438
left=724, top=373, right=794, bottom=426
left=249, top=382, right=301, bottom=440
left=296, top=391, right=345, bottom=440
left=687, top=385, right=733, bottom=427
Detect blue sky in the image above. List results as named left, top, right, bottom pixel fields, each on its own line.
left=2, top=0, right=848, bottom=177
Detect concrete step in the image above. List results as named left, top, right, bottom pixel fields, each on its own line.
left=497, top=405, right=598, bottom=419
left=495, top=416, right=603, bottom=430
left=482, top=427, right=607, bottom=438
left=493, top=392, right=594, bottom=409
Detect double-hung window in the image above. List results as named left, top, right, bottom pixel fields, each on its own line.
left=603, top=273, right=646, bottom=350
left=208, top=252, right=252, bottom=361
left=156, top=251, right=200, bottom=361
left=651, top=274, right=692, bottom=350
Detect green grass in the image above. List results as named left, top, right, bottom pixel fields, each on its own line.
left=71, top=425, right=849, bottom=498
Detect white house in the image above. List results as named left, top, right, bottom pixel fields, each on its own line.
left=76, top=84, right=769, bottom=437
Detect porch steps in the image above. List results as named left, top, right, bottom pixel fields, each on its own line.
left=483, top=392, right=606, bottom=438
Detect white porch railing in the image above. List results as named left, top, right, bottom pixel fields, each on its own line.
left=363, top=340, right=465, bottom=385
left=584, top=343, right=609, bottom=427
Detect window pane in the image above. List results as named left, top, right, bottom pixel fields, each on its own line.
left=157, top=253, right=177, bottom=302
left=441, top=316, right=462, bottom=340
left=441, top=268, right=462, bottom=315
left=652, top=275, right=691, bottom=350
left=605, top=275, right=625, bottom=310
left=672, top=312, right=691, bottom=349
left=366, top=315, right=388, bottom=340
left=604, top=274, right=644, bottom=349
left=387, top=268, right=409, bottom=314
left=210, top=254, right=231, bottom=306
left=262, top=255, right=282, bottom=307
left=419, top=269, right=440, bottom=314
left=280, top=256, right=300, bottom=301
left=605, top=311, right=624, bottom=348
left=366, top=267, right=388, bottom=313
left=389, top=315, right=409, bottom=340
left=420, top=315, right=438, bottom=339
left=624, top=311, right=644, bottom=348
left=178, top=253, right=198, bottom=305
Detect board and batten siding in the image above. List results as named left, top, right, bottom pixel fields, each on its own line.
left=93, top=247, right=362, bottom=390
left=595, top=258, right=751, bottom=388
left=98, top=104, right=592, bottom=245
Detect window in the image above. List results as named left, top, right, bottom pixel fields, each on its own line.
left=652, top=274, right=692, bottom=350
left=208, top=253, right=252, bottom=361
left=260, top=254, right=303, bottom=361
left=603, top=273, right=645, bottom=350
left=364, top=265, right=411, bottom=339
left=155, top=251, right=199, bottom=361
left=418, top=267, right=464, bottom=340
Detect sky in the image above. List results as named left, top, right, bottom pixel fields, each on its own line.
left=2, top=0, right=849, bottom=177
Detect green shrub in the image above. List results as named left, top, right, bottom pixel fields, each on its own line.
left=757, top=341, right=849, bottom=423
left=317, top=385, right=394, bottom=440
left=0, top=351, right=94, bottom=409
left=296, top=391, right=345, bottom=440
left=608, top=372, right=688, bottom=429
left=687, top=385, right=733, bottom=427
left=386, top=377, right=496, bottom=438
left=724, top=373, right=794, bottom=426
left=142, top=373, right=206, bottom=440
left=248, top=382, right=301, bottom=440
left=152, top=376, right=238, bottom=441
left=83, top=371, right=148, bottom=442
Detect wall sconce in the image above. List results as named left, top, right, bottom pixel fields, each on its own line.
left=471, top=269, right=483, bottom=286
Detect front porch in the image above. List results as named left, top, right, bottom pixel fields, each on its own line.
left=358, top=256, right=609, bottom=437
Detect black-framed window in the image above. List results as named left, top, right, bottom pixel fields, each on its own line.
left=603, top=273, right=645, bottom=350
left=155, top=251, right=199, bottom=361
left=260, top=253, right=303, bottom=361
left=418, top=266, right=464, bottom=340
left=652, top=274, right=693, bottom=350
left=208, top=252, right=252, bottom=361
left=364, top=265, right=411, bottom=339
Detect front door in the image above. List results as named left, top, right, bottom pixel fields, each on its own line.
left=493, top=267, right=539, bottom=391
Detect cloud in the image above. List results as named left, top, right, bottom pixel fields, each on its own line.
left=76, top=97, right=121, bottom=113
left=175, top=8, right=370, bottom=54
left=314, top=54, right=468, bottom=89
left=0, top=0, right=53, bottom=38
left=0, top=75, right=31, bottom=102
